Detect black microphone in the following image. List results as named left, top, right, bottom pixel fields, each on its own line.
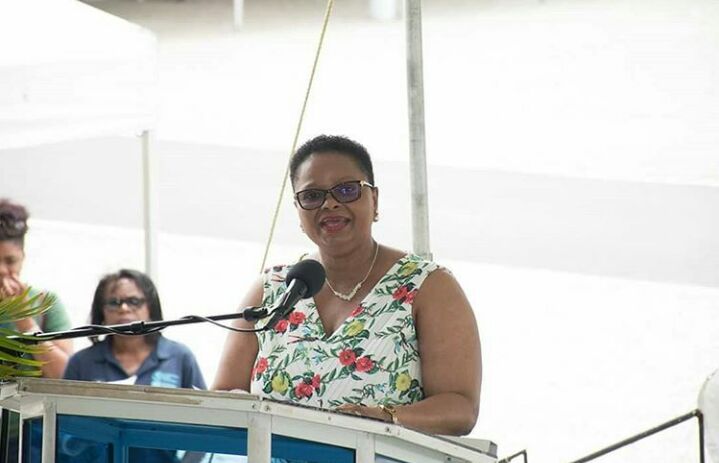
left=265, top=259, right=326, bottom=331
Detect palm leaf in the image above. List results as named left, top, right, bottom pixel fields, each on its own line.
left=0, top=289, right=55, bottom=323
left=0, top=288, right=56, bottom=380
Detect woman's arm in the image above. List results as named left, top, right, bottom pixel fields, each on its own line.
left=15, top=317, right=73, bottom=379
left=341, top=268, right=482, bottom=435
left=212, top=277, right=264, bottom=392
left=4, top=278, right=74, bottom=379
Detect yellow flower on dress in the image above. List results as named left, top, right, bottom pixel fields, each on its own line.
left=398, top=261, right=418, bottom=277
left=344, top=319, right=364, bottom=337
left=395, top=372, right=412, bottom=392
left=271, top=373, right=289, bottom=394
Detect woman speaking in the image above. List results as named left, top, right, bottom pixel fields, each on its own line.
left=214, top=135, right=482, bottom=436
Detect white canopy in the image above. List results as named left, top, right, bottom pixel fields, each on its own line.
left=0, top=0, right=157, bottom=148
left=0, top=0, right=159, bottom=278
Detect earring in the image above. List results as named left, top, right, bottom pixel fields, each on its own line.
left=373, top=212, right=379, bottom=222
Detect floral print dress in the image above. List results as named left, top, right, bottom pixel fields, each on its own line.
left=250, top=254, right=439, bottom=409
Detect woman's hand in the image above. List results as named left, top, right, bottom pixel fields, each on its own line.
left=0, top=273, right=26, bottom=299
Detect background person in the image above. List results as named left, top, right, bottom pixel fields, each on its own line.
left=213, top=135, right=482, bottom=436
left=0, top=198, right=73, bottom=378
left=63, top=269, right=206, bottom=389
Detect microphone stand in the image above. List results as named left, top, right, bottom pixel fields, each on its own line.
left=10, top=306, right=272, bottom=344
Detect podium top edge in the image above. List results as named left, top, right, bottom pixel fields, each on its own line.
left=8, top=377, right=259, bottom=403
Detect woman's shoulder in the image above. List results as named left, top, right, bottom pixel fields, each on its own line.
left=411, top=259, right=468, bottom=311
left=384, top=249, right=442, bottom=279
left=28, top=287, right=72, bottom=331
left=27, top=287, right=66, bottom=309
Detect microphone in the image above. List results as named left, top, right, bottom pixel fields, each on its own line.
left=265, top=259, right=326, bottom=331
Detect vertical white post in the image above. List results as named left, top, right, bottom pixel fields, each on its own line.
left=142, top=130, right=159, bottom=282
left=41, top=401, right=56, bottom=463
left=248, top=413, right=271, bottom=462
left=234, top=0, right=244, bottom=29
left=356, top=432, right=375, bottom=463
left=405, top=0, right=432, bottom=260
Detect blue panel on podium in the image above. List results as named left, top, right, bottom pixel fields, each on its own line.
left=56, top=415, right=249, bottom=462
left=21, top=417, right=42, bottom=463
left=271, top=434, right=354, bottom=462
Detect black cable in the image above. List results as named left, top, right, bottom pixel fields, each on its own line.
left=73, top=312, right=276, bottom=338
left=178, top=315, right=269, bottom=333
left=14, top=305, right=281, bottom=345
left=71, top=324, right=164, bottom=337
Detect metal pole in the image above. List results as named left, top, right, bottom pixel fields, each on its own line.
left=142, top=130, right=159, bottom=282
left=405, top=0, right=432, bottom=260
left=498, top=449, right=528, bottom=463
left=233, top=0, right=244, bottom=29
left=568, top=410, right=701, bottom=463
left=698, top=410, right=706, bottom=463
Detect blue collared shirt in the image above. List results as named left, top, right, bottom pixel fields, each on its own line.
left=63, top=336, right=206, bottom=390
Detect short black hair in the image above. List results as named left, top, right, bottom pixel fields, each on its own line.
left=90, top=269, right=164, bottom=345
left=290, top=135, right=375, bottom=188
left=0, top=199, right=29, bottom=248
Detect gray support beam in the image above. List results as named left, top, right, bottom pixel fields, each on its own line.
left=234, top=0, right=244, bottom=29
left=41, top=401, right=56, bottom=463
left=248, top=413, right=272, bottom=462
left=142, top=130, right=159, bottom=282
left=405, top=0, right=432, bottom=259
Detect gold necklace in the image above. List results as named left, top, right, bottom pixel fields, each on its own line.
left=325, top=242, right=380, bottom=301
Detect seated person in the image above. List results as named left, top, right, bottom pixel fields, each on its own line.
left=64, top=269, right=205, bottom=389
left=0, top=198, right=73, bottom=378
left=213, top=135, right=482, bottom=436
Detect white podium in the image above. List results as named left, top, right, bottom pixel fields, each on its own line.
left=0, top=378, right=496, bottom=463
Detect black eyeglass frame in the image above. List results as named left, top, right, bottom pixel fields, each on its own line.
left=103, top=297, right=147, bottom=311
left=294, top=180, right=376, bottom=210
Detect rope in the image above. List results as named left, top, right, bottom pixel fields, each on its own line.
left=258, top=0, right=335, bottom=273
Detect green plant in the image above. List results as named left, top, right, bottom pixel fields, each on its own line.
left=0, top=289, right=56, bottom=379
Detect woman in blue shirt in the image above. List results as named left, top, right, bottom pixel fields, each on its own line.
left=64, top=268, right=206, bottom=389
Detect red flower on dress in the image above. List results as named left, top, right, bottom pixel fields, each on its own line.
left=404, top=290, right=417, bottom=305
left=294, top=382, right=314, bottom=398
left=350, top=305, right=364, bottom=317
left=311, top=374, right=321, bottom=389
left=289, top=311, right=306, bottom=325
left=392, top=285, right=409, bottom=301
left=339, top=349, right=357, bottom=366
left=274, top=319, right=289, bottom=333
left=355, top=356, right=374, bottom=373
left=254, top=357, right=268, bottom=376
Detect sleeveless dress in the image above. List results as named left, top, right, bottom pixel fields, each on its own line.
left=250, top=254, right=439, bottom=409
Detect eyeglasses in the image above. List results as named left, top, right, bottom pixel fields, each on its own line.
left=104, top=297, right=146, bottom=311
left=294, top=180, right=375, bottom=210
